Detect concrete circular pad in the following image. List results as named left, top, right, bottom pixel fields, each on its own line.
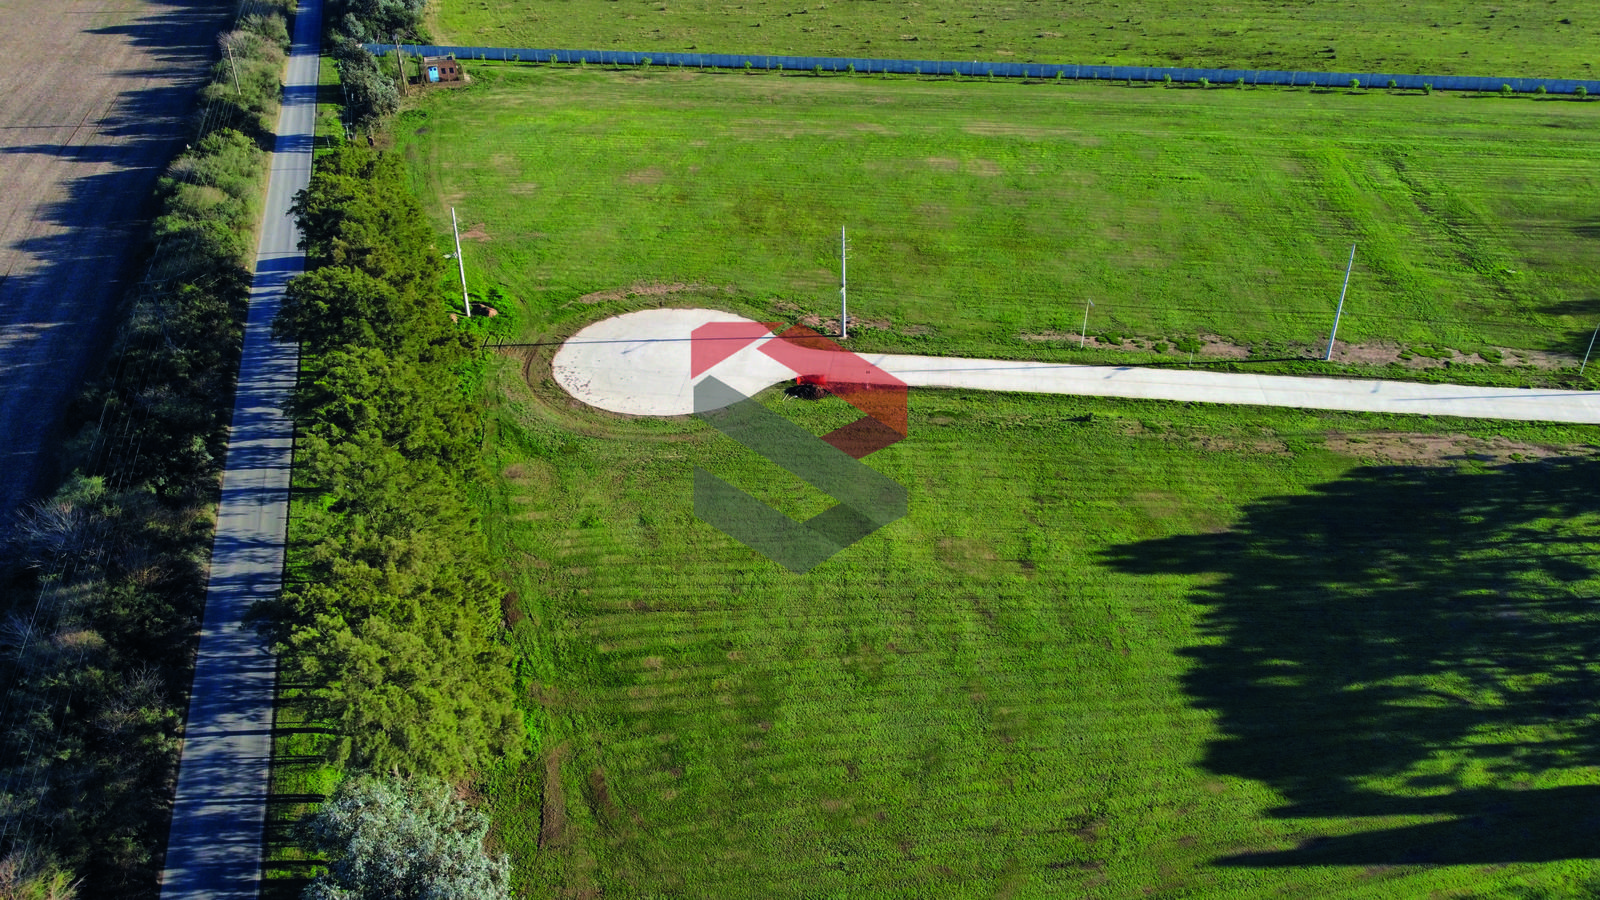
left=552, top=308, right=796, bottom=416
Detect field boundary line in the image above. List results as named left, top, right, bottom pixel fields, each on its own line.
left=367, top=43, right=1600, bottom=95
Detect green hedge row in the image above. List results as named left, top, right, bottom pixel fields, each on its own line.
left=261, top=145, right=522, bottom=781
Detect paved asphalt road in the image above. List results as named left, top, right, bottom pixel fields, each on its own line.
left=554, top=308, right=1600, bottom=424
left=159, top=0, right=319, bottom=895
left=0, top=0, right=231, bottom=533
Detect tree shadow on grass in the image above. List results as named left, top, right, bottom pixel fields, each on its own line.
left=1104, top=457, right=1600, bottom=868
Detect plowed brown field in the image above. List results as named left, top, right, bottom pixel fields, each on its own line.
left=0, top=0, right=230, bottom=528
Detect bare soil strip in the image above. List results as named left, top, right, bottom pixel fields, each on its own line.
left=0, top=0, right=233, bottom=531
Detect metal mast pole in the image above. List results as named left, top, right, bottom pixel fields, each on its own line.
left=452, top=207, right=470, bottom=317
left=1324, top=242, right=1356, bottom=361
left=1582, top=321, right=1600, bottom=375
left=1080, top=299, right=1094, bottom=348
left=840, top=226, right=848, bottom=340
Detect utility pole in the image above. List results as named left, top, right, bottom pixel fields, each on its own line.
left=394, top=32, right=407, bottom=96
left=226, top=42, right=241, bottom=96
left=452, top=207, right=470, bottom=317
left=1080, top=299, right=1094, bottom=348
left=1324, top=242, right=1357, bottom=361
left=839, top=226, right=848, bottom=340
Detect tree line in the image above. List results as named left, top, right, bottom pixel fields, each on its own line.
left=261, top=145, right=520, bottom=898
left=0, top=3, right=295, bottom=897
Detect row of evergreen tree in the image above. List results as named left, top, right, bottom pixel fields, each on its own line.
left=263, top=146, right=523, bottom=782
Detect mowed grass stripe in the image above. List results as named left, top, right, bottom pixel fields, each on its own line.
left=470, top=348, right=1600, bottom=896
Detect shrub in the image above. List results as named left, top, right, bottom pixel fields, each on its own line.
left=641, top=56, right=652, bottom=69
left=1387, top=78, right=1397, bottom=89
left=1198, top=77, right=1209, bottom=88
left=1236, top=77, right=1245, bottom=89
left=745, top=60, right=753, bottom=73
left=1349, top=78, right=1360, bottom=89
left=1578, top=85, right=1589, bottom=98
left=776, top=62, right=783, bottom=72
left=1423, top=82, right=1433, bottom=94
left=1163, top=73, right=1172, bottom=86
left=1501, top=83, right=1514, bottom=95
left=1536, top=84, right=1547, bottom=95
left=300, top=775, right=511, bottom=900
left=814, top=64, right=823, bottom=76
left=548, top=53, right=557, bottom=64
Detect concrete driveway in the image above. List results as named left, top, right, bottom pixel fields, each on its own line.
left=553, top=309, right=1600, bottom=424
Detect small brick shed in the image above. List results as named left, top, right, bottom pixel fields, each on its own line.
left=420, top=56, right=463, bottom=84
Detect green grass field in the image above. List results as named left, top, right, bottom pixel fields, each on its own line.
left=383, top=50, right=1600, bottom=900
left=475, top=347, right=1600, bottom=897
left=427, top=0, right=1600, bottom=81
left=397, top=65, right=1600, bottom=365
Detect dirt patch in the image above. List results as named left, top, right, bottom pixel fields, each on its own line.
left=575, top=281, right=702, bottom=304
left=937, top=536, right=999, bottom=570
left=1198, top=334, right=1250, bottom=359
left=1500, top=348, right=1572, bottom=369
left=459, top=222, right=490, bottom=241
left=501, top=591, right=526, bottom=628
left=1329, top=340, right=1571, bottom=370
left=1324, top=431, right=1597, bottom=465
left=1186, top=434, right=1289, bottom=455
left=539, top=743, right=570, bottom=849
left=967, top=158, right=1003, bottom=177
left=926, top=156, right=960, bottom=171
left=623, top=167, right=666, bottom=184
left=587, top=766, right=622, bottom=824
left=795, top=313, right=889, bottom=334
left=1020, top=332, right=1251, bottom=359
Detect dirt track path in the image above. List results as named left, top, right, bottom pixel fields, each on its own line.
left=0, top=0, right=230, bottom=529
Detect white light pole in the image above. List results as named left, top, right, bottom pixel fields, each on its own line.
left=1582, top=321, right=1600, bottom=375
left=1324, top=242, right=1356, bottom=361
left=839, top=226, right=848, bottom=340
left=1080, top=299, right=1094, bottom=348
left=452, top=207, right=470, bottom=317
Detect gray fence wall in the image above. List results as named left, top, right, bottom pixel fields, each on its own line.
left=369, top=43, right=1600, bottom=96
